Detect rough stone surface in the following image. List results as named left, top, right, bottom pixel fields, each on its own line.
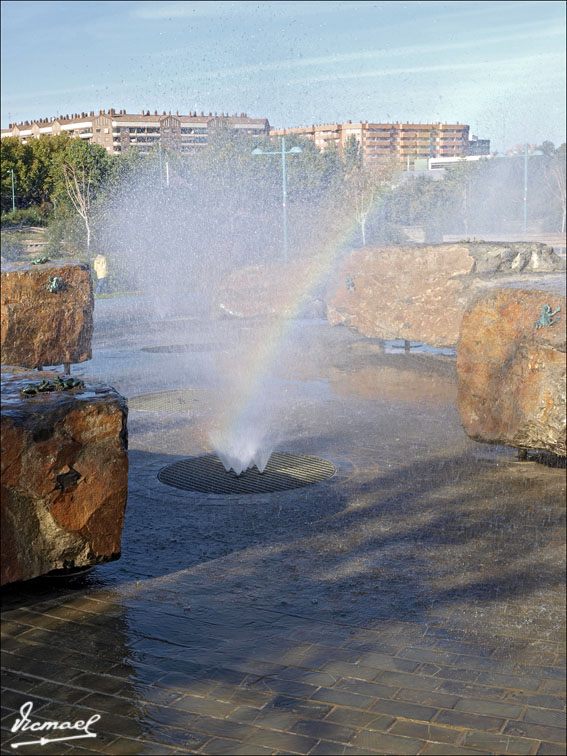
left=1, top=259, right=94, bottom=368
left=464, top=241, right=565, bottom=273
left=326, top=243, right=565, bottom=347
left=213, top=260, right=328, bottom=319
left=457, top=289, right=566, bottom=456
left=1, top=368, right=128, bottom=585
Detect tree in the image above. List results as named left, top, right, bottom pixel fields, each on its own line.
left=1, top=134, right=71, bottom=213
left=1, top=137, right=30, bottom=212
left=343, top=135, right=362, bottom=173
left=542, top=143, right=566, bottom=232
left=344, top=159, right=396, bottom=246
left=53, top=140, right=111, bottom=266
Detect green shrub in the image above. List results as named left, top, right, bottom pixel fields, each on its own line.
left=1, top=206, right=48, bottom=228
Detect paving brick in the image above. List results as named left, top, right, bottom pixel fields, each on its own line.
left=419, top=743, right=491, bottom=755
left=504, top=718, right=567, bottom=743
left=462, top=729, right=537, bottom=754
left=310, top=687, right=376, bottom=710
left=135, top=721, right=212, bottom=750
left=389, top=720, right=462, bottom=744
left=438, top=680, right=511, bottom=701
left=474, top=671, right=543, bottom=690
left=370, top=697, right=438, bottom=722
left=67, top=673, right=130, bottom=696
left=394, top=688, right=460, bottom=710
left=536, top=742, right=567, bottom=755
left=170, top=694, right=236, bottom=718
left=249, top=677, right=318, bottom=699
left=184, top=714, right=258, bottom=741
left=210, top=683, right=272, bottom=708
left=398, top=647, right=460, bottom=665
left=264, top=695, right=332, bottom=719
left=522, top=707, right=567, bottom=727
left=324, top=708, right=393, bottom=730
left=290, top=717, right=357, bottom=743
left=454, top=656, right=518, bottom=674
left=309, top=742, right=375, bottom=756
left=358, top=652, right=420, bottom=673
left=333, top=677, right=398, bottom=699
left=374, top=670, right=441, bottom=691
left=515, top=665, right=567, bottom=681
left=200, top=737, right=274, bottom=754
left=504, top=692, right=566, bottom=710
left=78, top=692, right=139, bottom=716
left=342, top=639, right=400, bottom=655
left=227, top=706, right=297, bottom=731
left=3, top=656, right=84, bottom=684
left=434, top=709, right=506, bottom=733
left=454, top=697, right=524, bottom=719
left=322, top=661, right=381, bottom=681
left=275, top=668, right=338, bottom=687
left=245, top=727, right=317, bottom=753
left=539, top=680, right=566, bottom=695
left=432, top=640, right=495, bottom=657
left=351, top=729, right=426, bottom=754
left=419, top=664, right=481, bottom=682
left=97, top=736, right=178, bottom=754
left=0, top=671, right=46, bottom=694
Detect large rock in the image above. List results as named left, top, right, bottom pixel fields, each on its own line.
left=1, top=260, right=93, bottom=368
left=326, top=243, right=565, bottom=348
left=1, top=368, right=128, bottom=585
left=463, top=241, right=565, bottom=273
left=457, top=289, right=566, bottom=456
left=213, top=260, right=327, bottom=319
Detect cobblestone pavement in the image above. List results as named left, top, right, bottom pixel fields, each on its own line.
left=2, top=299, right=565, bottom=755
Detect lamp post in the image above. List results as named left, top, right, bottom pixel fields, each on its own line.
left=6, top=169, right=16, bottom=212
left=520, top=144, right=543, bottom=234
left=252, top=137, right=302, bottom=263
left=496, top=145, right=543, bottom=235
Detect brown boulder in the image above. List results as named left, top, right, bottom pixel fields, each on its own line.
left=327, top=244, right=474, bottom=347
left=1, top=369, right=128, bottom=585
left=1, top=260, right=93, bottom=368
left=326, top=244, right=565, bottom=348
left=457, top=289, right=566, bottom=456
left=213, top=260, right=327, bottom=319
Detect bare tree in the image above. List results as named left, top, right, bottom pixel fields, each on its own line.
left=346, top=159, right=396, bottom=246
left=546, top=155, right=566, bottom=233
left=57, top=141, right=110, bottom=268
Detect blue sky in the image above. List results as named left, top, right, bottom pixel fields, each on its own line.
left=1, top=0, right=565, bottom=151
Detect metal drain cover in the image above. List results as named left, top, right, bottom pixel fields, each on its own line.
left=141, top=343, right=224, bottom=353
left=158, top=452, right=336, bottom=494
left=129, top=389, right=206, bottom=413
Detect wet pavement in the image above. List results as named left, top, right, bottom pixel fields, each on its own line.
left=2, top=295, right=566, bottom=755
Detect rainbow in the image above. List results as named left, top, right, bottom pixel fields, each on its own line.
left=210, top=206, right=367, bottom=467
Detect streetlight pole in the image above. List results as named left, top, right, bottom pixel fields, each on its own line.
left=494, top=145, right=542, bottom=236
left=252, top=137, right=302, bottom=263
left=523, top=143, right=529, bottom=235
left=7, top=169, right=15, bottom=212
left=282, top=137, right=288, bottom=261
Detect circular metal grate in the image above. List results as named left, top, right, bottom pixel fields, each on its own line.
left=129, top=389, right=207, bottom=413
left=141, top=343, right=224, bottom=353
left=158, top=452, right=336, bottom=494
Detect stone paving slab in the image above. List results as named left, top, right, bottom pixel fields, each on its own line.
left=2, top=311, right=565, bottom=755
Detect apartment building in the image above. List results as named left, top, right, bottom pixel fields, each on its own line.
left=1, top=109, right=270, bottom=154
left=271, top=120, right=471, bottom=165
